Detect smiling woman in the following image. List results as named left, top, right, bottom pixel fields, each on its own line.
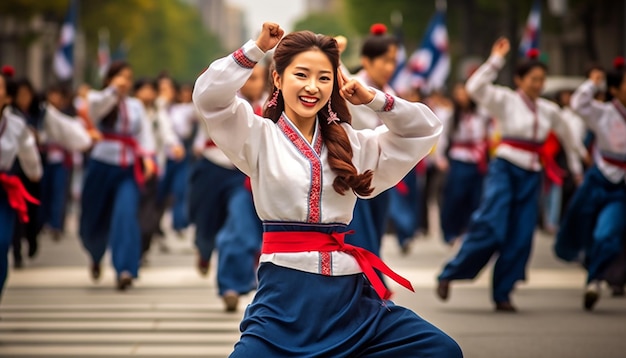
left=193, top=22, right=461, bottom=357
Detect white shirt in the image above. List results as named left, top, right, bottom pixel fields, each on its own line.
left=169, top=102, right=197, bottom=140
left=192, top=121, right=236, bottom=169
left=571, top=80, right=626, bottom=183
left=144, top=99, right=181, bottom=165
left=39, top=103, right=92, bottom=164
left=88, top=88, right=156, bottom=165
left=435, top=107, right=491, bottom=164
left=193, top=40, right=442, bottom=276
left=466, top=54, right=585, bottom=176
left=0, top=107, right=42, bottom=180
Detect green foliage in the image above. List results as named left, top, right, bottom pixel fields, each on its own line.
left=1, top=0, right=223, bottom=84
left=292, top=12, right=353, bottom=37
left=344, top=0, right=435, bottom=49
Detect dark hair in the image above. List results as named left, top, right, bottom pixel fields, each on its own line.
left=361, top=26, right=398, bottom=60
left=7, top=77, right=41, bottom=121
left=264, top=31, right=373, bottom=196
left=46, top=82, right=75, bottom=115
left=101, top=61, right=131, bottom=129
left=133, top=77, right=157, bottom=93
left=514, top=59, right=548, bottom=79
left=450, top=83, right=477, bottom=134
left=606, top=57, right=625, bottom=102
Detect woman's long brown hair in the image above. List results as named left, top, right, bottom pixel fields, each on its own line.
left=263, top=31, right=373, bottom=196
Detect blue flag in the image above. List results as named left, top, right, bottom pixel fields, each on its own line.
left=53, top=0, right=78, bottom=80
left=519, top=0, right=541, bottom=57
left=391, top=10, right=449, bottom=95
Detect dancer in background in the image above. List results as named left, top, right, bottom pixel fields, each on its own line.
left=0, top=71, right=42, bottom=300
left=341, top=24, right=407, bottom=258
left=157, top=77, right=195, bottom=236
left=436, top=82, right=491, bottom=246
left=436, top=38, right=586, bottom=312
left=133, top=78, right=184, bottom=261
left=80, top=61, right=156, bottom=290
left=555, top=60, right=626, bottom=310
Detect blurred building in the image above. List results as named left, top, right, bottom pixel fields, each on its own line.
left=196, top=0, right=247, bottom=51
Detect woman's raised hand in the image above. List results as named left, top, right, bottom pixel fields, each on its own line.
left=256, top=22, right=284, bottom=52
left=338, top=69, right=375, bottom=106
left=491, top=37, right=510, bottom=58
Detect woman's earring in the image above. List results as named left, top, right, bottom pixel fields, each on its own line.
left=267, top=89, right=279, bottom=108
left=327, top=98, right=339, bottom=124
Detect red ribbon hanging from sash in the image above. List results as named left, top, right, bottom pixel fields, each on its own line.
left=0, top=173, right=40, bottom=223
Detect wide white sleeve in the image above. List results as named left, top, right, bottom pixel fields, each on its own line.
left=570, top=79, right=604, bottom=132
left=155, top=99, right=181, bottom=148
left=17, top=124, right=42, bottom=181
left=549, top=104, right=585, bottom=176
left=87, top=86, right=118, bottom=123
left=346, top=90, right=442, bottom=198
left=42, top=104, right=92, bottom=152
left=192, top=40, right=270, bottom=176
left=465, top=55, right=513, bottom=121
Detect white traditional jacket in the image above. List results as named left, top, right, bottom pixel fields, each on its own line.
left=0, top=107, right=42, bottom=180
left=87, top=87, right=155, bottom=166
left=193, top=40, right=442, bottom=276
left=466, top=54, right=585, bottom=176
left=571, top=79, right=626, bottom=183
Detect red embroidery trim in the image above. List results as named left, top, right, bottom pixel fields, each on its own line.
left=232, top=48, right=257, bottom=69
left=277, top=116, right=323, bottom=223
left=382, top=93, right=395, bottom=112
left=320, top=252, right=332, bottom=275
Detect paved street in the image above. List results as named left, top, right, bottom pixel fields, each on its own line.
left=1, top=212, right=626, bottom=357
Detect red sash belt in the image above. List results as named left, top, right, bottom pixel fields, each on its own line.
left=500, top=138, right=566, bottom=185
left=0, top=173, right=40, bottom=223
left=262, top=231, right=414, bottom=300
left=101, top=133, right=146, bottom=187
left=40, top=143, right=73, bottom=168
left=601, top=155, right=626, bottom=170
left=204, top=140, right=216, bottom=149
left=450, top=140, right=489, bottom=174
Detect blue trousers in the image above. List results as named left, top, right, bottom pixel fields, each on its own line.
left=0, top=191, right=17, bottom=298
left=388, top=169, right=420, bottom=246
left=79, top=160, right=141, bottom=277
left=158, top=157, right=189, bottom=231
left=438, top=158, right=541, bottom=303
left=188, top=158, right=245, bottom=262
left=555, top=166, right=626, bottom=283
left=216, top=187, right=262, bottom=296
left=231, top=263, right=462, bottom=357
left=40, top=162, right=69, bottom=231
left=440, top=160, right=485, bottom=244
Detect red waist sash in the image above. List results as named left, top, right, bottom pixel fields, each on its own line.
left=0, top=173, right=40, bottom=223
left=262, top=231, right=414, bottom=300
left=601, top=155, right=626, bottom=170
left=101, top=133, right=146, bottom=187
left=450, top=140, right=489, bottom=174
left=499, top=138, right=566, bottom=185
left=204, top=140, right=216, bottom=149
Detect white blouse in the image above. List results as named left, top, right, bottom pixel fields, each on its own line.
left=193, top=40, right=442, bottom=276
left=435, top=107, right=491, bottom=164
left=87, top=88, right=155, bottom=165
left=466, top=54, right=585, bottom=176
left=0, top=107, right=42, bottom=180
left=571, top=79, right=626, bottom=183
left=39, top=103, right=93, bottom=164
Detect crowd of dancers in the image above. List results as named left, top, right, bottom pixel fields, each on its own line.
left=0, top=21, right=625, bottom=326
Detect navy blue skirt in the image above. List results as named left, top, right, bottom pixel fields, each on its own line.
left=231, top=263, right=462, bottom=357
